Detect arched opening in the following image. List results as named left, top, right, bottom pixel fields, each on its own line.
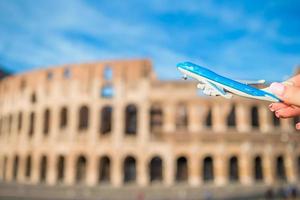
left=149, top=105, right=163, bottom=133
left=275, top=156, right=286, bottom=182
left=203, top=157, right=214, bottom=182
left=227, top=105, right=236, bottom=127
left=251, top=106, right=259, bottom=128
left=43, top=109, right=51, bottom=135
left=100, top=106, right=112, bottom=135
left=12, top=155, right=19, bottom=181
left=297, top=156, right=300, bottom=180
left=57, top=156, right=65, bottom=183
left=25, top=155, right=31, bottom=179
left=101, top=84, right=114, bottom=98
left=60, top=107, right=68, bottom=129
left=63, top=68, right=71, bottom=79
left=273, top=114, right=280, bottom=128
left=2, top=156, right=7, bottom=181
left=47, top=71, right=53, bottom=80
left=40, top=155, right=47, bottom=183
left=76, top=155, right=87, bottom=184
left=29, top=112, right=35, bottom=137
left=175, top=104, right=188, bottom=130
left=125, top=105, right=137, bottom=135
left=176, top=156, right=188, bottom=183
left=206, top=109, right=212, bottom=128
left=78, top=106, right=89, bottom=131
left=149, top=156, right=163, bottom=183
left=8, top=114, right=12, bottom=134
left=294, top=117, right=300, bottom=130
left=229, top=156, right=239, bottom=182
left=98, top=156, right=111, bottom=183
left=0, top=118, right=2, bottom=136
left=123, top=156, right=136, bottom=183
left=254, top=156, right=263, bottom=181
left=31, top=92, right=36, bottom=103
left=18, top=112, right=22, bottom=132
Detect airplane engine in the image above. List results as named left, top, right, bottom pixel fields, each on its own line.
left=197, top=83, right=205, bottom=90
left=203, top=87, right=218, bottom=96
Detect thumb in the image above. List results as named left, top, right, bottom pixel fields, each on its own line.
left=270, top=82, right=300, bottom=107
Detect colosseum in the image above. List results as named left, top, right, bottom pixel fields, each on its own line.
left=0, top=59, right=299, bottom=199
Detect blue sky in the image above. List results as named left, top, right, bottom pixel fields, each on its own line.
left=0, top=0, right=300, bottom=80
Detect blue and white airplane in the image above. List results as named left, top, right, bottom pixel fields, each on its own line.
left=177, top=62, right=281, bottom=102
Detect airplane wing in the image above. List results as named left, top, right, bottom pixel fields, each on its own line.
left=200, top=80, right=233, bottom=99
left=236, top=79, right=265, bottom=85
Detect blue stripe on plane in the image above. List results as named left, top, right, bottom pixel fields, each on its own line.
left=177, top=62, right=281, bottom=101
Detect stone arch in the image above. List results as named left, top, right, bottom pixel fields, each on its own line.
left=275, top=155, right=286, bottom=182
left=229, top=156, right=239, bottom=182
left=43, top=108, right=51, bottom=135
left=125, top=104, right=138, bottom=135
left=100, top=106, right=113, bottom=135
left=175, top=103, right=188, bottom=130
left=76, top=155, right=87, bottom=184
left=149, top=105, right=163, bottom=133
left=123, top=156, right=136, bottom=183
left=60, top=107, right=68, bottom=129
left=12, top=155, right=19, bottom=181
left=251, top=106, right=259, bottom=128
left=227, top=105, right=236, bottom=127
left=203, top=156, right=214, bottom=182
left=78, top=105, right=89, bottom=131
left=176, top=156, right=188, bottom=183
left=57, top=155, right=65, bottom=183
left=25, top=155, right=32, bottom=179
left=149, top=156, right=163, bottom=183
left=98, top=156, right=111, bottom=183
left=40, top=155, right=47, bottom=183
left=253, top=156, right=263, bottom=181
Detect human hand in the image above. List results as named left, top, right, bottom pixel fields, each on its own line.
left=268, top=74, right=300, bottom=130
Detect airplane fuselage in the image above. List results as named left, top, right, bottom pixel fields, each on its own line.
left=177, top=62, right=281, bottom=102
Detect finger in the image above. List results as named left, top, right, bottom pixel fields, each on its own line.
left=269, top=102, right=289, bottom=112
left=275, top=106, right=300, bottom=118
left=296, top=123, right=300, bottom=130
left=287, top=74, right=300, bottom=87
left=269, top=82, right=300, bottom=107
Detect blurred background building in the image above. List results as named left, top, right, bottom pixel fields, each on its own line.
left=0, top=59, right=299, bottom=199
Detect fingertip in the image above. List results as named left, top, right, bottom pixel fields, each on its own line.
left=275, top=111, right=280, bottom=118
left=269, top=103, right=274, bottom=112
left=296, top=123, right=300, bottom=130
left=270, top=82, right=285, bottom=96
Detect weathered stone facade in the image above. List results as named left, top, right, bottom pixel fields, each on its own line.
left=0, top=59, right=299, bottom=188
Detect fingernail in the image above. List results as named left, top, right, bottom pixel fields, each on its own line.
left=275, top=111, right=280, bottom=118
left=269, top=104, right=274, bottom=111
left=270, top=82, right=285, bottom=96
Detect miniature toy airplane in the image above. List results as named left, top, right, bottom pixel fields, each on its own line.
left=177, top=62, right=281, bottom=102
